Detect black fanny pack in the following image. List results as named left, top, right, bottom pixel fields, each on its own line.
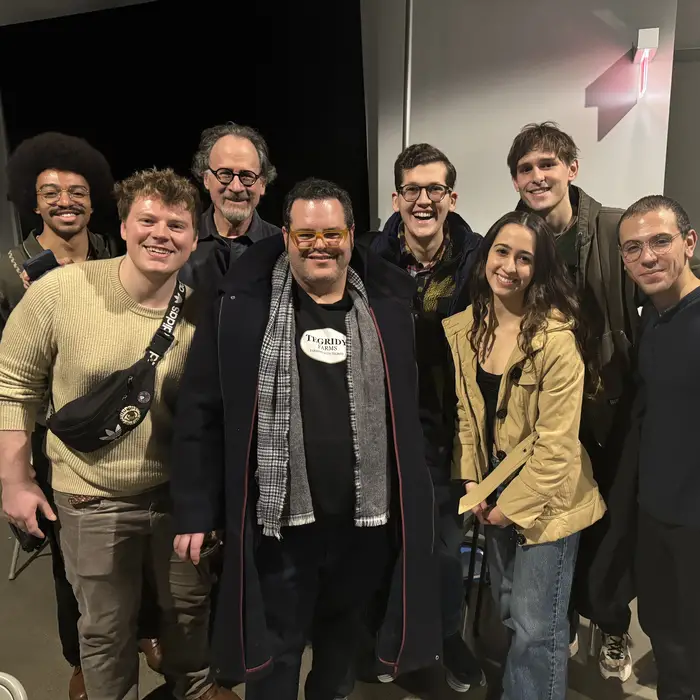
left=48, top=281, right=186, bottom=453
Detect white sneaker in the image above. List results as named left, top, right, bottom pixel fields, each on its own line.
left=599, top=633, right=633, bottom=682
left=377, top=674, right=395, bottom=683
left=569, top=632, right=579, bottom=658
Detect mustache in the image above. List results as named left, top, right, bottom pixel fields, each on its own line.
left=49, top=206, right=84, bottom=216
left=301, top=250, right=341, bottom=259
left=223, top=194, right=250, bottom=203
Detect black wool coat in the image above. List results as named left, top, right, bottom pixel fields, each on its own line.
left=169, top=235, right=441, bottom=685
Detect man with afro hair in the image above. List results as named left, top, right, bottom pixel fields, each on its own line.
left=1, top=131, right=118, bottom=326
left=1, top=132, right=162, bottom=700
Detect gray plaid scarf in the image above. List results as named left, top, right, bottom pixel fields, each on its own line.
left=256, top=253, right=389, bottom=539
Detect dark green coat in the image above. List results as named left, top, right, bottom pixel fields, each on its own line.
left=0, top=230, right=117, bottom=334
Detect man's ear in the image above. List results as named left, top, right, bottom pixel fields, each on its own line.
left=684, top=228, right=698, bottom=259
left=568, top=159, right=579, bottom=183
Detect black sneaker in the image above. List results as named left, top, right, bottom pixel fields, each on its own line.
left=442, top=632, right=485, bottom=693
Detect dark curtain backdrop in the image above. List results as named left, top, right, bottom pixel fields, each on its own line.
left=0, top=0, right=369, bottom=241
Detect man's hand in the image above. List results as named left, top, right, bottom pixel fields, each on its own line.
left=484, top=505, right=513, bottom=528
left=174, top=533, right=206, bottom=565
left=465, top=481, right=490, bottom=525
left=1, top=480, right=56, bottom=538
left=21, top=258, right=74, bottom=289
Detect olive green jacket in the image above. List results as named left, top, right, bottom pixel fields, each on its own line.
left=0, top=230, right=116, bottom=335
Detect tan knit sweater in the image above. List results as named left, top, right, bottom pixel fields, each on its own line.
left=0, top=257, right=197, bottom=497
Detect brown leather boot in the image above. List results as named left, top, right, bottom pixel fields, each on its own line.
left=196, top=685, right=243, bottom=700
left=69, top=666, right=88, bottom=700
left=138, top=637, right=163, bottom=674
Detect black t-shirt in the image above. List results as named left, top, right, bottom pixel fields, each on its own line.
left=555, top=222, right=579, bottom=282
left=476, top=363, right=502, bottom=459
left=294, top=282, right=355, bottom=518
left=638, top=286, right=700, bottom=528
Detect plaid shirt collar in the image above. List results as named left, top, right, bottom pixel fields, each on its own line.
left=398, top=224, right=451, bottom=276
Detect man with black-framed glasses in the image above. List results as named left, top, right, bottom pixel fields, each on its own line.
left=363, top=143, right=483, bottom=693
left=181, top=122, right=281, bottom=291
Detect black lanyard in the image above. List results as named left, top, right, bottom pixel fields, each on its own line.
left=145, top=280, right=187, bottom=366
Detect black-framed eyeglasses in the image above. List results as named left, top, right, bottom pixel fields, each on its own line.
left=208, top=167, right=260, bottom=187
left=36, top=185, right=90, bottom=203
left=397, top=184, right=451, bottom=203
left=619, top=232, right=683, bottom=263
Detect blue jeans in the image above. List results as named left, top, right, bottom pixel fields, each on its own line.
left=485, top=526, right=579, bottom=700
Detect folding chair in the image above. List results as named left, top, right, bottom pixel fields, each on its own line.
left=462, top=516, right=489, bottom=639
left=7, top=530, right=49, bottom=581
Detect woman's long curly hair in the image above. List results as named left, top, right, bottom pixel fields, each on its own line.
left=468, top=211, right=599, bottom=394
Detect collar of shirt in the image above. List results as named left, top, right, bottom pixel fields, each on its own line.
left=398, top=224, right=451, bottom=277
left=200, top=205, right=265, bottom=245
left=25, top=229, right=101, bottom=260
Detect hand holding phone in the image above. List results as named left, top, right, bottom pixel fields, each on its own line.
left=22, top=249, right=60, bottom=282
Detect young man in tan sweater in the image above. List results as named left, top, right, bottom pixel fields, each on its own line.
left=2, top=131, right=161, bottom=700
left=0, top=168, right=239, bottom=700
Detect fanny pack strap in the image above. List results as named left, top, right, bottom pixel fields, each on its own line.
left=144, top=280, right=187, bottom=366
left=458, top=432, right=537, bottom=514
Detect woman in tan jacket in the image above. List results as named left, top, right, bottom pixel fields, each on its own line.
left=443, top=211, right=605, bottom=700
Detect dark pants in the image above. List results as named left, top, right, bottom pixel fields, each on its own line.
left=571, top=435, right=632, bottom=638
left=636, top=509, right=700, bottom=700
left=245, top=519, right=389, bottom=700
left=31, top=426, right=160, bottom=667
left=436, top=483, right=466, bottom=638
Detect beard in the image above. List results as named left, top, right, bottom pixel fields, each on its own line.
left=220, top=197, right=253, bottom=225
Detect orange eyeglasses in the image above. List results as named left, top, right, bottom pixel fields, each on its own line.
left=288, top=228, right=350, bottom=249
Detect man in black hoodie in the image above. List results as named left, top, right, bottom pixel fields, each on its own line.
left=367, top=144, right=483, bottom=693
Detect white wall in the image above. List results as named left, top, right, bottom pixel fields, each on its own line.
left=364, top=0, right=679, bottom=233
left=361, top=0, right=405, bottom=231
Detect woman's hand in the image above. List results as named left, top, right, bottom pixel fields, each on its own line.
left=465, top=481, right=490, bottom=525
left=485, top=505, right=513, bottom=528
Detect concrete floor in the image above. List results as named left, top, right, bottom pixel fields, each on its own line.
left=0, top=525, right=658, bottom=700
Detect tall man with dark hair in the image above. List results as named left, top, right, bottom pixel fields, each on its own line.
left=508, top=121, right=637, bottom=679
left=508, top=121, right=700, bottom=680
left=617, top=195, right=700, bottom=700
left=170, top=177, right=440, bottom=700
left=366, top=143, right=483, bottom=692
left=181, top=122, right=281, bottom=290
left=1, top=132, right=160, bottom=700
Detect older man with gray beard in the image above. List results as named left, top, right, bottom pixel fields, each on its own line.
left=180, top=122, right=281, bottom=290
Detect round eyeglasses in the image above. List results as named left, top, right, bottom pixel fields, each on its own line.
left=619, top=233, right=682, bottom=263
left=397, top=184, right=451, bottom=203
left=208, top=167, right=260, bottom=187
left=36, top=186, right=90, bottom=203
